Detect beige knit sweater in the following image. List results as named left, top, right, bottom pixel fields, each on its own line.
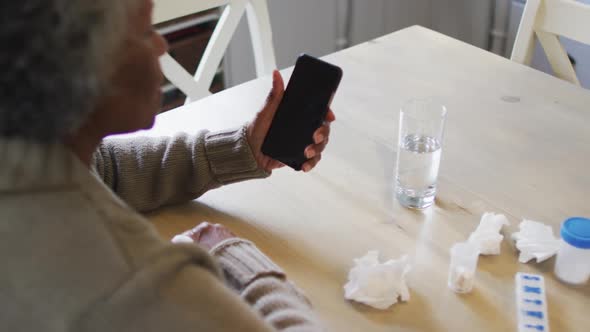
left=0, top=126, right=322, bottom=331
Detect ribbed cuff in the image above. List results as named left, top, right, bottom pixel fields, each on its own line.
left=210, top=238, right=286, bottom=290
left=204, top=126, right=269, bottom=184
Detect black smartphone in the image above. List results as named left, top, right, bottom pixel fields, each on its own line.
left=261, top=54, right=343, bottom=171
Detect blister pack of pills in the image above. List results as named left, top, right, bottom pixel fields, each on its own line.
left=515, top=273, right=549, bottom=332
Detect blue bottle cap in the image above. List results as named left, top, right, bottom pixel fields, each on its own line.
left=561, top=217, right=590, bottom=249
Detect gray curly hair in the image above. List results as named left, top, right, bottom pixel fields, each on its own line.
left=0, top=0, right=140, bottom=141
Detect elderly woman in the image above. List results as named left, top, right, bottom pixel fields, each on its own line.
left=0, top=0, right=334, bottom=331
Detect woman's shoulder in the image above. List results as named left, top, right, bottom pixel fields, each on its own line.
left=0, top=187, right=132, bottom=319
left=0, top=184, right=226, bottom=331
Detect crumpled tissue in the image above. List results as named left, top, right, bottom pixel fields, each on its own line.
left=468, top=212, right=510, bottom=255
left=512, top=219, right=560, bottom=263
left=343, top=251, right=411, bottom=310
left=171, top=234, right=194, bottom=244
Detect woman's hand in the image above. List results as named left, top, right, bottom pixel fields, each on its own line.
left=247, top=70, right=336, bottom=173
left=175, top=222, right=236, bottom=250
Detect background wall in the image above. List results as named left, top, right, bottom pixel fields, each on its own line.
left=223, top=0, right=589, bottom=89
left=225, top=0, right=339, bottom=87
left=225, top=0, right=494, bottom=87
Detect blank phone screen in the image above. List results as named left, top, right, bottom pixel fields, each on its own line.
left=262, top=55, right=342, bottom=170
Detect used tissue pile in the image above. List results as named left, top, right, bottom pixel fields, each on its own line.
left=447, top=213, right=509, bottom=294
left=465, top=214, right=559, bottom=263
left=468, top=212, right=510, bottom=255
left=342, top=213, right=562, bottom=309
left=343, top=251, right=411, bottom=310
left=512, top=219, right=560, bottom=263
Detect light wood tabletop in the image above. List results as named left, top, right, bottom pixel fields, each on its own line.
left=135, top=26, right=590, bottom=331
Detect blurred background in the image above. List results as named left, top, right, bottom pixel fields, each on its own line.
left=157, top=0, right=590, bottom=111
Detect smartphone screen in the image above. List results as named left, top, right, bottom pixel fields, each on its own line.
left=262, top=54, right=343, bottom=170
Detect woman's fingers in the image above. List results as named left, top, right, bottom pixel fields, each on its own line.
left=175, top=222, right=236, bottom=250
left=313, top=123, right=331, bottom=144
left=265, top=158, right=285, bottom=172
left=302, top=154, right=322, bottom=172
left=305, top=137, right=329, bottom=159
left=325, top=109, right=336, bottom=122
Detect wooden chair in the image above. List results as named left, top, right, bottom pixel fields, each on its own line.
left=511, top=0, right=590, bottom=86
left=154, top=0, right=277, bottom=103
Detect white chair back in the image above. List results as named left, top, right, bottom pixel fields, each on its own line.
left=511, top=0, right=590, bottom=86
left=154, top=0, right=277, bottom=103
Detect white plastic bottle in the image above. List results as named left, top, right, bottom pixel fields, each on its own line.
left=554, top=217, right=590, bottom=285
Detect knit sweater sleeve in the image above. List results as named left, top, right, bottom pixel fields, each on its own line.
left=92, top=125, right=269, bottom=212
left=210, top=238, right=323, bottom=331
left=75, top=241, right=323, bottom=332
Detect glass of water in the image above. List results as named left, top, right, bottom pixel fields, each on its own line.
left=395, top=99, right=447, bottom=209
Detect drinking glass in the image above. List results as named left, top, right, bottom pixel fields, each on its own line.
left=395, top=99, right=447, bottom=209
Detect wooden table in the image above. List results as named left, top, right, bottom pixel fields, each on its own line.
left=138, top=26, right=590, bottom=331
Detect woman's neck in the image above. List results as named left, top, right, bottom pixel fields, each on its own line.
left=63, top=123, right=104, bottom=168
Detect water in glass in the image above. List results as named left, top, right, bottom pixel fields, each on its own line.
left=395, top=133, right=441, bottom=209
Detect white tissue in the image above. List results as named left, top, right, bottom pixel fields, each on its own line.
left=512, top=219, right=560, bottom=263
left=468, top=212, right=510, bottom=255
left=171, top=234, right=194, bottom=244
left=343, top=251, right=411, bottom=310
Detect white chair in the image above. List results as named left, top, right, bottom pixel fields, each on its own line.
left=154, top=0, right=277, bottom=103
left=511, top=0, right=590, bottom=86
